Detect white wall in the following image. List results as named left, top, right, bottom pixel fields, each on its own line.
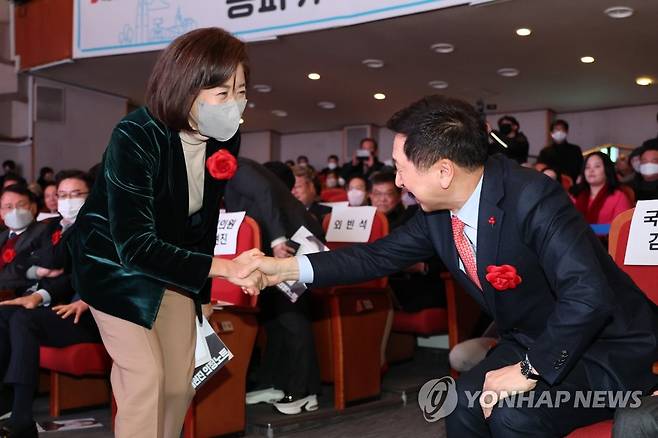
left=240, top=131, right=274, bottom=163
left=34, top=78, right=127, bottom=178
left=279, top=130, right=343, bottom=169
left=556, top=104, right=658, bottom=150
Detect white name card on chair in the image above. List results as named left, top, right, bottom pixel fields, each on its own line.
left=325, top=206, right=377, bottom=243
left=624, top=200, right=658, bottom=265
left=213, top=211, right=246, bottom=255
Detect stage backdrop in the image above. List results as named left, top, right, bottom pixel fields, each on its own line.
left=74, top=0, right=490, bottom=58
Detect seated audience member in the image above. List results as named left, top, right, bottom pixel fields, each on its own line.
left=612, top=391, right=658, bottom=438
left=41, top=183, right=58, bottom=214
left=36, top=167, right=54, bottom=191
left=341, top=138, right=385, bottom=180
left=633, top=144, right=658, bottom=200
left=0, top=162, right=17, bottom=188
left=570, top=152, right=632, bottom=224
left=296, top=155, right=315, bottom=172
left=537, top=119, right=583, bottom=182
left=345, top=175, right=369, bottom=207
left=224, top=158, right=323, bottom=415
left=615, top=154, right=636, bottom=184
left=491, top=116, right=530, bottom=164
left=321, top=154, right=342, bottom=177
left=0, top=185, right=49, bottom=294
left=322, top=170, right=341, bottom=189
left=1, top=175, right=26, bottom=190
left=291, top=166, right=331, bottom=223
left=0, top=170, right=99, bottom=437
left=369, top=171, right=415, bottom=228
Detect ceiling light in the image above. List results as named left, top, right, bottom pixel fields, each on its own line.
left=271, top=110, right=288, bottom=117
left=430, top=43, right=454, bottom=54
left=239, top=118, right=245, bottom=124
left=373, top=93, right=386, bottom=100
left=636, top=77, right=654, bottom=86
left=497, top=67, right=520, bottom=77
left=362, top=59, right=384, bottom=69
left=580, top=56, right=595, bottom=64
left=604, top=6, right=634, bottom=19
left=308, top=73, right=321, bottom=80
left=515, top=28, right=531, bottom=36
left=317, top=101, right=336, bottom=109
left=253, top=84, right=272, bottom=93
left=428, top=80, right=449, bottom=89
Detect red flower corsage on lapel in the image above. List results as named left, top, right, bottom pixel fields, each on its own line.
left=51, top=229, right=62, bottom=245
left=485, top=264, right=522, bottom=291
left=206, top=149, right=238, bottom=180
left=2, top=248, right=16, bottom=264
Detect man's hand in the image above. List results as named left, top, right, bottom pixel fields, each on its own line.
left=272, top=242, right=296, bottom=259
left=228, top=249, right=267, bottom=295
left=254, top=256, right=300, bottom=286
left=0, top=293, right=43, bottom=309
left=53, top=300, right=89, bottom=324
left=480, top=362, right=537, bottom=419
left=36, top=267, right=64, bottom=278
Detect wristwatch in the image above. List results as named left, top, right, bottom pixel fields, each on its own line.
left=520, top=354, right=541, bottom=381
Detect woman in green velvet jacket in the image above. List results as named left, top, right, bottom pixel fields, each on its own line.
left=68, top=28, right=264, bottom=438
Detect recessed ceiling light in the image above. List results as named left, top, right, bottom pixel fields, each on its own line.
left=636, top=76, right=654, bottom=86
left=604, top=6, right=634, bottom=19
left=580, top=56, right=595, bottom=64
left=497, top=67, right=520, bottom=77
left=239, top=118, right=245, bottom=124
left=373, top=93, right=386, bottom=100
left=253, top=84, right=272, bottom=93
left=362, top=59, right=384, bottom=69
left=271, top=110, right=288, bottom=117
left=308, top=73, right=321, bottom=80
left=430, top=43, right=454, bottom=54
left=428, top=80, right=449, bottom=89
left=515, top=28, right=532, bottom=36
left=247, top=102, right=256, bottom=109
left=317, top=101, right=336, bottom=110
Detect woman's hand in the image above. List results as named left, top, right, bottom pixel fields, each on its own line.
left=209, top=249, right=267, bottom=295
left=52, top=300, right=90, bottom=324
left=36, top=267, right=65, bottom=278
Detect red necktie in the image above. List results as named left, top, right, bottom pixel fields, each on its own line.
left=451, top=216, right=482, bottom=290
left=0, top=233, right=19, bottom=270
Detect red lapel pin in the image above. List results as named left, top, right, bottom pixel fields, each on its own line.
left=488, top=216, right=496, bottom=227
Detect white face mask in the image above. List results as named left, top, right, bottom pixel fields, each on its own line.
left=551, top=131, right=567, bottom=143
left=58, top=198, right=86, bottom=222
left=639, top=162, right=658, bottom=177
left=327, top=162, right=337, bottom=170
left=196, top=99, right=247, bottom=142
left=347, top=189, right=366, bottom=206
left=631, top=158, right=642, bottom=173
left=4, top=208, right=33, bottom=231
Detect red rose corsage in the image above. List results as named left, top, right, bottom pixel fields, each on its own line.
left=2, top=248, right=16, bottom=264
left=51, top=229, right=62, bottom=245
left=206, top=149, right=238, bottom=180
left=485, top=264, right=522, bottom=291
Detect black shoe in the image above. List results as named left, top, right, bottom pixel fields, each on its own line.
left=273, top=394, right=318, bottom=415
left=0, top=421, right=38, bottom=438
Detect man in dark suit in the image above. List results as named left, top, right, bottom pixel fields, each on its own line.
left=253, top=95, right=658, bottom=437
left=0, top=185, right=49, bottom=294
left=0, top=171, right=100, bottom=437
left=290, top=165, right=331, bottom=224
left=225, top=158, right=323, bottom=414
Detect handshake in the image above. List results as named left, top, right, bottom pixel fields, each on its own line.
left=209, top=248, right=300, bottom=296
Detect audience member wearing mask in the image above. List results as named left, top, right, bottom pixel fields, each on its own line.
left=321, top=154, right=342, bottom=176
left=323, top=170, right=341, bottom=189
left=341, top=138, right=385, bottom=180
left=345, top=175, right=369, bottom=207
left=0, top=185, right=49, bottom=294
left=615, top=154, right=636, bottom=185
left=291, top=165, right=331, bottom=223
left=538, top=119, right=583, bottom=182
left=224, top=158, right=324, bottom=415
left=570, top=152, right=631, bottom=224
left=633, top=144, right=658, bottom=200
left=0, top=171, right=99, bottom=438
left=42, top=183, right=59, bottom=214
left=491, top=116, right=530, bottom=164
left=0, top=161, right=17, bottom=188
left=640, top=111, right=658, bottom=149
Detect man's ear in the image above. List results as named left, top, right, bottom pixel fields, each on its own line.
left=434, top=159, right=455, bottom=190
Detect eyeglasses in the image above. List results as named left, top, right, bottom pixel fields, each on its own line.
left=370, top=190, right=398, bottom=199
left=56, top=191, right=89, bottom=200
left=0, top=201, right=30, bottom=212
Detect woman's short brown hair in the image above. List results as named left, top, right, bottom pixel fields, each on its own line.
left=145, top=27, right=249, bottom=132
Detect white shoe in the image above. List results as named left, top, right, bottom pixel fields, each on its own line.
left=246, top=387, right=285, bottom=405
left=273, top=394, right=319, bottom=415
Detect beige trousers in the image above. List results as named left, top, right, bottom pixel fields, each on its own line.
left=90, top=290, right=196, bottom=438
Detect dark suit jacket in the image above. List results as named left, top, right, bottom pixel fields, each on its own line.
left=307, top=155, right=658, bottom=393
left=224, top=158, right=324, bottom=251
left=69, top=107, right=240, bottom=328
left=0, top=221, right=49, bottom=292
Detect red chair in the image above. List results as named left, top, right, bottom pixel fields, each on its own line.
left=568, top=208, right=658, bottom=437
left=560, top=174, right=574, bottom=191
left=320, top=188, right=347, bottom=202
left=39, top=343, right=112, bottom=417
left=184, top=215, right=261, bottom=438
left=312, top=211, right=392, bottom=410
